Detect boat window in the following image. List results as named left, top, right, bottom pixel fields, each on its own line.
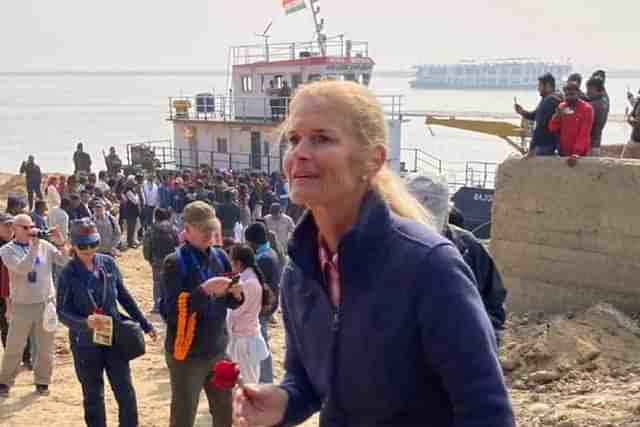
left=291, top=73, right=303, bottom=89
left=263, top=140, right=270, bottom=155
left=217, top=138, right=228, bottom=154
left=361, top=73, right=371, bottom=86
left=307, top=74, right=322, bottom=82
left=241, top=75, right=253, bottom=93
left=344, top=73, right=356, bottom=82
left=274, top=75, right=284, bottom=89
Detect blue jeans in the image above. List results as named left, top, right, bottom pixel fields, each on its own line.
left=534, top=145, right=557, bottom=156
left=71, top=344, right=138, bottom=427
left=259, top=317, right=273, bottom=384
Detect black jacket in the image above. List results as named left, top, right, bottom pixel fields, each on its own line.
left=217, top=202, right=241, bottom=235
left=589, top=95, right=610, bottom=148
left=444, top=224, right=507, bottom=343
left=522, top=93, right=561, bottom=150
left=161, top=243, right=243, bottom=360
left=143, top=220, right=179, bottom=265
left=19, top=161, right=42, bottom=191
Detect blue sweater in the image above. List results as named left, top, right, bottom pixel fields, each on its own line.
left=279, top=192, right=515, bottom=427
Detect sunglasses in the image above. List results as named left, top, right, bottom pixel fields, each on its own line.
left=76, top=241, right=100, bottom=251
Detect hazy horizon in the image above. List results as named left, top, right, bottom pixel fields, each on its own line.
left=3, top=0, right=639, bottom=71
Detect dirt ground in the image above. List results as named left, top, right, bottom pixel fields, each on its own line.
left=1, top=174, right=640, bottom=426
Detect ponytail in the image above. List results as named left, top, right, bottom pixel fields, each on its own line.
left=372, top=165, right=432, bottom=226
left=230, top=243, right=276, bottom=314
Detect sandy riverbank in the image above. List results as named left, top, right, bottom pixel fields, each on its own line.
left=1, top=174, right=640, bottom=426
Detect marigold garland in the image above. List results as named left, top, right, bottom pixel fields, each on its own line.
left=174, top=292, right=198, bottom=361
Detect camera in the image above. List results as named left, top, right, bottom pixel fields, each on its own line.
left=36, top=229, right=52, bottom=240
left=30, top=227, right=55, bottom=240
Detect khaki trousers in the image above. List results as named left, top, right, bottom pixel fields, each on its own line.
left=0, top=302, right=55, bottom=386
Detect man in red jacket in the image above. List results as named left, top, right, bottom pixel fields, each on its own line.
left=549, top=82, right=594, bottom=158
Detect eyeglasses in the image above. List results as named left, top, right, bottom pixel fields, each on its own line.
left=76, top=241, right=100, bottom=251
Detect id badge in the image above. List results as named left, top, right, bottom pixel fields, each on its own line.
left=92, top=314, right=113, bottom=347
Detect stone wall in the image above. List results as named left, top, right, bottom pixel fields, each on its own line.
left=490, top=157, right=640, bottom=314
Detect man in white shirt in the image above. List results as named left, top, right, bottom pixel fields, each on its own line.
left=96, top=171, right=110, bottom=193
left=263, top=203, right=295, bottom=252
left=0, top=214, right=69, bottom=397
left=142, top=173, right=159, bottom=233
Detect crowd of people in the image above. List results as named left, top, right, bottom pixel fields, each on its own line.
left=0, top=79, right=520, bottom=427
left=515, top=69, right=640, bottom=163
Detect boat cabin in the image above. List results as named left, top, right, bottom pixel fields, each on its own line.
left=167, top=37, right=376, bottom=173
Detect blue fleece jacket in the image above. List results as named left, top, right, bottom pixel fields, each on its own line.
left=278, top=192, right=515, bottom=427
left=57, top=254, right=152, bottom=347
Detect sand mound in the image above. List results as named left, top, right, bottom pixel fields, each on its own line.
left=0, top=174, right=25, bottom=203
left=501, top=304, right=640, bottom=383
left=504, top=304, right=640, bottom=426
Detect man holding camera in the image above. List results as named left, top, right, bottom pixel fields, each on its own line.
left=0, top=214, right=70, bottom=398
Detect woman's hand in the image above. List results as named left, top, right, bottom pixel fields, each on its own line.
left=229, top=282, right=243, bottom=301
left=201, top=277, right=232, bottom=297
left=147, top=328, right=158, bottom=342
left=233, top=384, right=288, bottom=427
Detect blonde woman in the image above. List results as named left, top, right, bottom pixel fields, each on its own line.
left=233, top=80, right=515, bottom=426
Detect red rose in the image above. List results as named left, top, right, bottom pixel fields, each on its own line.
left=211, top=360, right=240, bottom=389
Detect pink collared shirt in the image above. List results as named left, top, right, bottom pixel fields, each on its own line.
left=318, top=237, right=340, bottom=307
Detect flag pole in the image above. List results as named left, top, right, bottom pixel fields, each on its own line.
left=308, top=0, right=326, bottom=56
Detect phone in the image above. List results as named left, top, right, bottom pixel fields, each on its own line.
left=229, top=275, right=240, bottom=287
left=513, top=96, right=518, bottom=105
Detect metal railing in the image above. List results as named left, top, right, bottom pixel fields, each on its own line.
left=168, top=94, right=290, bottom=123
left=401, top=148, right=497, bottom=190
left=126, top=141, right=284, bottom=174
left=231, top=39, right=369, bottom=65
left=401, top=148, right=443, bottom=174
left=125, top=140, right=495, bottom=189
left=168, top=94, right=405, bottom=122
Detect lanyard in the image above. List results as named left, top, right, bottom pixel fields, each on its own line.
left=187, top=248, right=216, bottom=284
left=87, top=265, right=108, bottom=314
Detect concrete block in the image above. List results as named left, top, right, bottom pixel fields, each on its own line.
left=491, top=157, right=640, bottom=314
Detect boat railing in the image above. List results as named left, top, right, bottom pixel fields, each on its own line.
left=125, top=141, right=496, bottom=189
left=168, top=93, right=404, bottom=122
left=401, top=148, right=497, bottom=190
left=231, top=39, right=369, bottom=65
left=168, top=94, right=290, bottom=123
left=125, top=140, right=284, bottom=174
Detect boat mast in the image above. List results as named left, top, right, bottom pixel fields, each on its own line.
left=308, top=0, right=327, bottom=56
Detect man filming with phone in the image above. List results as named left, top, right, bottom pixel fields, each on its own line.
left=514, top=72, right=562, bottom=157
left=0, top=214, right=70, bottom=398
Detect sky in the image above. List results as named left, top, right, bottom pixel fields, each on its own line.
left=2, top=0, right=639, bottom=71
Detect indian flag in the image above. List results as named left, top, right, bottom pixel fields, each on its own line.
left=283, top=0, right=306, bottom=15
